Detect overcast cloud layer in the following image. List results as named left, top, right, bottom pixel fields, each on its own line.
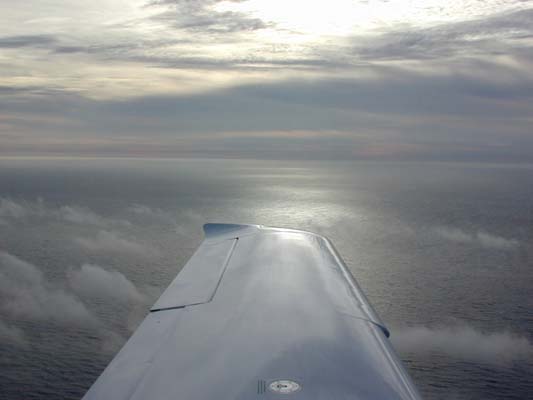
left=1, top=0, right=533, bottom=160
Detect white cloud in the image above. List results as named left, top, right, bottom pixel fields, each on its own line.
left=127, top=203, right=161, bottom=216
left=0, top=251, right=151, bottom=353
left=0, top=197, right=130, bottom=226
left=433, top=227, right=518, bottom=249
left=476, top=232, right=518, bottom=249
left=0, top=319, right=27, bottom=348
left=67, top=263, right=149, bottom=336
left=127, top=204, right=206, bottom=236
left=0, top=198, right=28, bottom=218
left=127, top=204, right=172, bottom=221
left=2, top=2, right=533, bottom=161
left=68, top=264, right=145, bottom=304
left=59, top=205, right=131, bottom=227
left=392, top=323, right=533, bottom=365
left=434, top=227, right=472, bottom=243
left=99, top=330, right=127, bottom=354
left=74, top=230, right=158, bottom=257
left=174, top=210, right=206, bottom=236
left=0, top=251, right=99, bottom=327
left=57, top=205, right=106, bottom=225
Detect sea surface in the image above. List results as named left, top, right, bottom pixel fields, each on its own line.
left=0, top=157, right=531, bottom=399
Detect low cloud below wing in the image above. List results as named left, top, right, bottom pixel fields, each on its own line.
left=392, top=323, right=533, bottom=365
left=433, top=226, right=519, bottom=249
left=0, top=251, right=99, bottom=327
left=74, top=230, right=158, bottom=257
left=68, top=263, right=145, bottom=304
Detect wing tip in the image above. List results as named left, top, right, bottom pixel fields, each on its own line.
left=203, top=223, right=260, bottom=239
left=203, top=223, right=334, bottom=242
left=203, top=223, right=332, bottom=240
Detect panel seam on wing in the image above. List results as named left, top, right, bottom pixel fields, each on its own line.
left=336, top=311, right=391, bottom=337
left=150, top=238, right=239, bottom=313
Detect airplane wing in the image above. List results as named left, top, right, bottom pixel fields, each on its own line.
left=83, top=223, right=422, bottom=400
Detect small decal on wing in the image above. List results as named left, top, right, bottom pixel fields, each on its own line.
left=257, top=380, right=266, bottom=394
left=268, top=380, right=301, bottom=394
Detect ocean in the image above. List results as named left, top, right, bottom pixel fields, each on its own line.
left=0, top=157, right=531, bottom=399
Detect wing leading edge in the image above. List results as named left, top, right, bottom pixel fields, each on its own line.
left=83, top=223, right=422, bottom=400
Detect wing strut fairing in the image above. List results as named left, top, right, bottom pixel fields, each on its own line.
left=83, top=223, right=422, bottom=400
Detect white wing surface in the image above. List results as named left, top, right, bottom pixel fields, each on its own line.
left=83, top=223, right=422, bottom=400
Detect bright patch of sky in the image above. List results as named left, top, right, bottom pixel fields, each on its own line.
left=1, top=0, right=533, bottom=160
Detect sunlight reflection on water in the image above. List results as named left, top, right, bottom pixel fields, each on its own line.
left=0, top=158, right=532, bottom=400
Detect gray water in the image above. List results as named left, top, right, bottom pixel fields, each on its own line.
left=0, top=157, right=531, bottom=399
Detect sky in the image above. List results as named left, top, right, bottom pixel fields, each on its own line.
left=1, top=0, right=533, bottom=160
